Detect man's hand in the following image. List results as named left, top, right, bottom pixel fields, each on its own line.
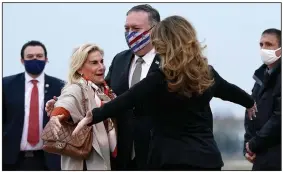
left=45, top=96, right=58, bottom=116
left=245, top=152, right=256, bottom=163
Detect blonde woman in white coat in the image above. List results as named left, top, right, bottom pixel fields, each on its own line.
left=47, top=44, right=113, bottom=170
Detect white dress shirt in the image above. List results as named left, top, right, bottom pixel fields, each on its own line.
left=129, top=48, right=156, bottom=87
left=20, top=72, right=45, bottom=151
left=128, top=48, right=156, bottom=159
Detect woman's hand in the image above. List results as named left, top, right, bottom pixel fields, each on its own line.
left=247, top=102, right=258, bottom=120
left=245, top=152, right=256, bottom=163
left=50, top=114, right=65, bottom=139
left=72, top=111, right=93, bottom=136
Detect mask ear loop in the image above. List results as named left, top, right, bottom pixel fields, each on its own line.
left=145, top=25, right=155, bottom=36
left=275, top=47, right=282, bottom=58
left=142, top=25, right=156, bottom=35
left=149, top=25, right=155, bottom=31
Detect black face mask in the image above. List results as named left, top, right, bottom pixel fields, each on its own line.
left=24, top=59, right=46, bottom=75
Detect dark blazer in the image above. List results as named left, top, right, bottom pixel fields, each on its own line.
left=92, top=66, right=254, bottom=169
left=244, top=61, right=281, bottom=170
left=105, top=49, right=161, bottom=170
left=2, top=72, right=65, bottom=170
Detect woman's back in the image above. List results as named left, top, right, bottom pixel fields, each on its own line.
left=146, top=67, right=254, bottom=168
left=89, top=67, right=254, bottom=169
left=146, top=69, right=221, bottom=169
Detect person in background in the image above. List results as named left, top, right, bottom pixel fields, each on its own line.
left=243, top=28, right=281, bottom=171
left=71, top=15, right=258, bottom=170
left=3, top=40, right=64, bottom=170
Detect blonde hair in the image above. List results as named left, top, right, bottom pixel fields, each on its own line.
left=63, top=43, right=104, bottom=89
left=150, top=15, right=214, bottom=97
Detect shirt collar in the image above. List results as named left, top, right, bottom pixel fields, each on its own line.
left=25, top=72, right=44, bottom=84
left=133, top=48, right=156, bottom=66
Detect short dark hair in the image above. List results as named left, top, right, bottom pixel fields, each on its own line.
left=126, top=4, right=160, bottom=26
left=262, top=28, right=281, bottom=47
left=20, top=40, right=47, bottom=59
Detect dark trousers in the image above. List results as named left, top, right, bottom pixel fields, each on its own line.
left=161, top=164, right=222, bottom=171
left=128, top=158, right=137, bottom=170
left=252, top=164, right=281, bottom=171
left=110, top=156, right=117, bottom=170
left=3, top=150, right=47, bottom=171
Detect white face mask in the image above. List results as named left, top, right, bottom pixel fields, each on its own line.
left=260, top=47, right=281, bottom=65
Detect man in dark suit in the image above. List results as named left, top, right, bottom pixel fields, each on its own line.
left=3, top=40, right=65, bottom=170
left=243, top=28, right=281, bottom=170
left=104, top=4, right=161, bottom=170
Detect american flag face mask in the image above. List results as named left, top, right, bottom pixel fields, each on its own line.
left=125, top=26, right=154, bottom=53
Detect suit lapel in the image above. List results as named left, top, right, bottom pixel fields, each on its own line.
left=43, top=74, right=51, bottom=126
left=120, top=52, right=160, bottom=89
left=17, top=73, right=26, bottom=127
left=121, top=51, right=135, bottom=90
left=147, top=54, right=161, bottom=76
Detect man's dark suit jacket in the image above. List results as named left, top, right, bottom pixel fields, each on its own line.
left=3, top=72, right=65, bottom=170
left=105, top=49, right=160, bottom=170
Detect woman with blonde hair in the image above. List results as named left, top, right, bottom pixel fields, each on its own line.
left=71, top=16, right=256, bottom=170
left=46, top=43, right=116, bottom=170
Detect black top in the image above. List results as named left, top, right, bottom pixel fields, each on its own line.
left=91, top=66, right=254, bottom=169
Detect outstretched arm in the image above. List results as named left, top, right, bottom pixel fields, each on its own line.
left=212, top=66, right=254, bottom=109
left=89, top=70, right=165, bottom=124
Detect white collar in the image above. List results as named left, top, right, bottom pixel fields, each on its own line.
left=133, top=48, right=156, bottom=66
left=25, top=72, right=44, bottom=84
